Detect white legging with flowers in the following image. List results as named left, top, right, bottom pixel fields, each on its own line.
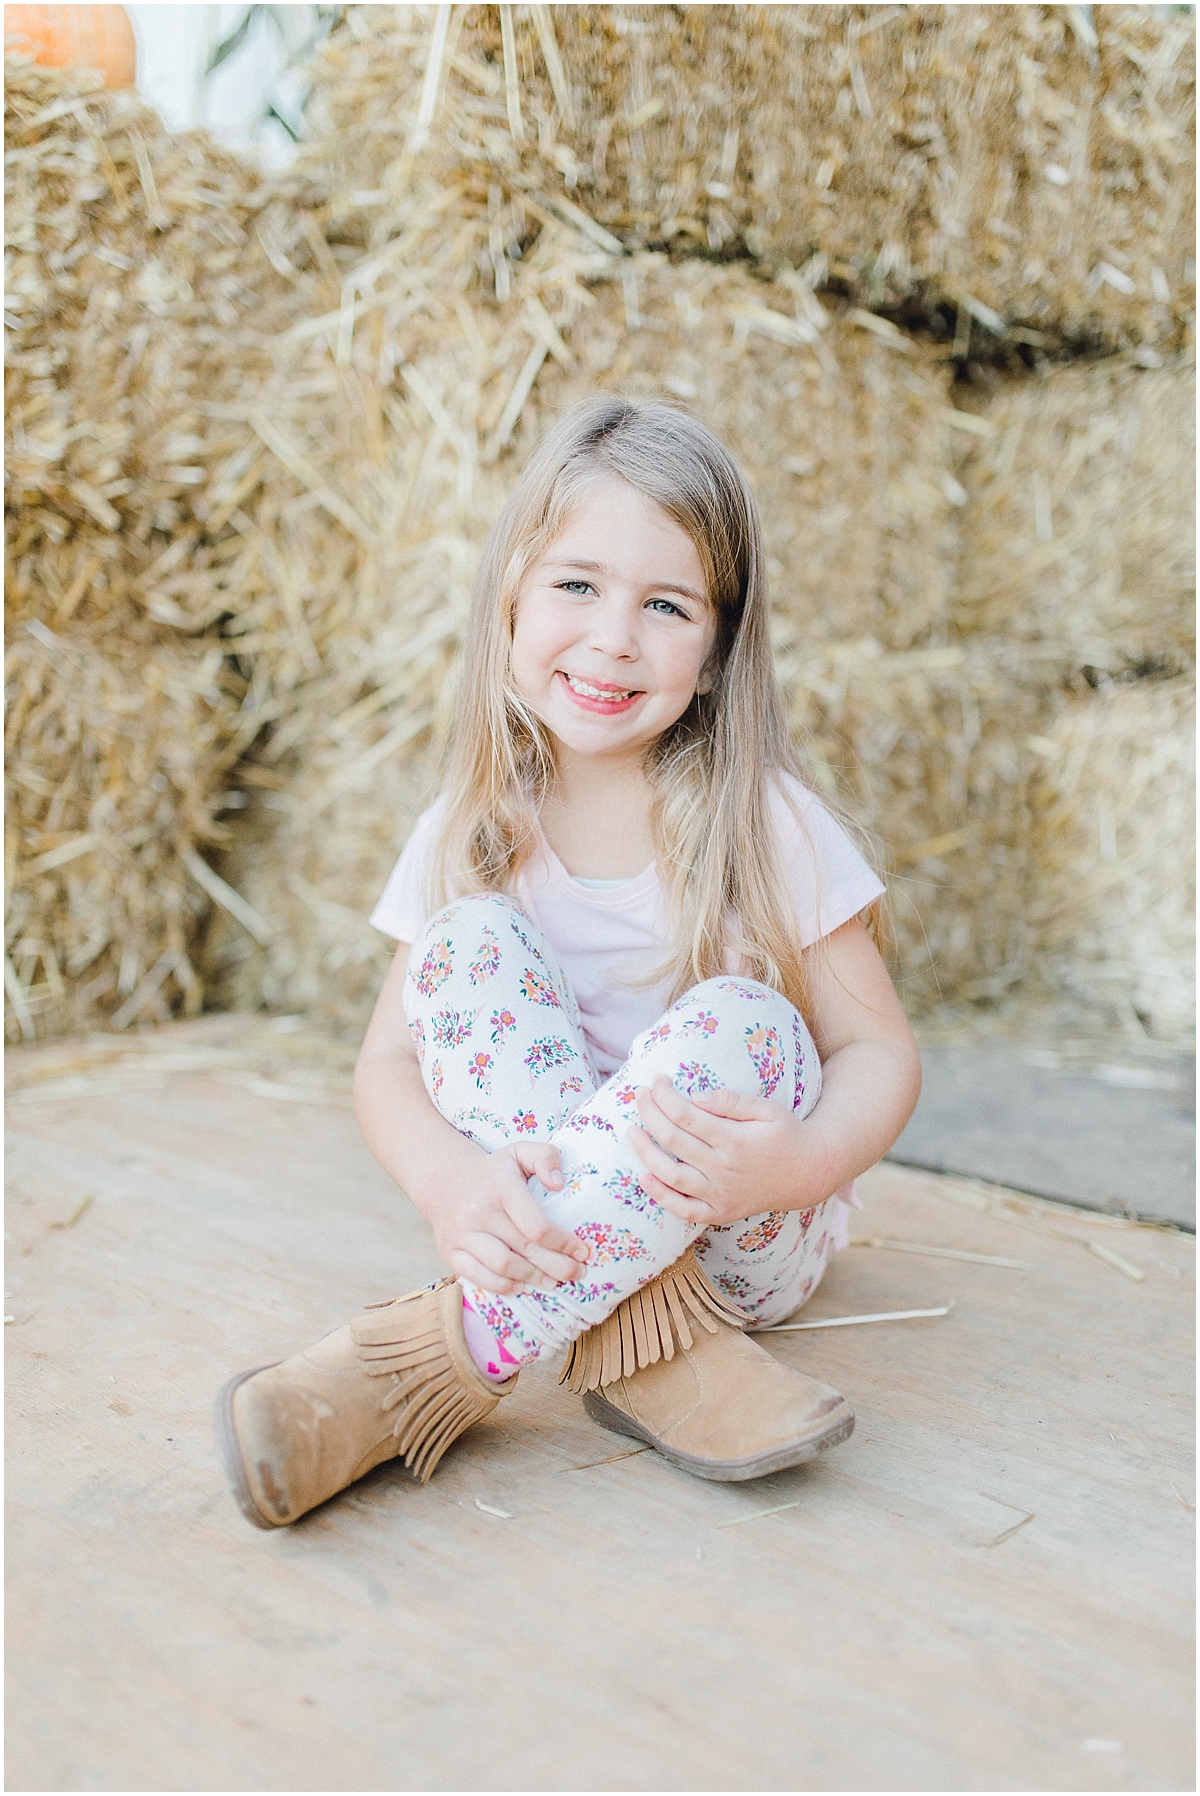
left=404, top=893, right=844, bottom=1370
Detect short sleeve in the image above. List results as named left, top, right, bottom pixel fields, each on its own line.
left=771, top=777, right=885, bottom=948
left=369, top=800, right=446, bottom=943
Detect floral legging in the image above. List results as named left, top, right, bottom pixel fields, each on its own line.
left=403, top=893, right=845, bottom=1367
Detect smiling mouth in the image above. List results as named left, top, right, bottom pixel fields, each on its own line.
left=560, top=672, right=642, bottom=704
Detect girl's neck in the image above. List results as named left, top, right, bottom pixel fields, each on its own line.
left=538, top=749, right=656, bottom=880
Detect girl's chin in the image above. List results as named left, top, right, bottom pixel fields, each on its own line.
left=545, top=718, right=655, bottom=762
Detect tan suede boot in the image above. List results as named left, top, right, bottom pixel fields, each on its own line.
left=560, top=1248, right=853, bottom=1480
left=215, top=1277, right=515, bottom=1528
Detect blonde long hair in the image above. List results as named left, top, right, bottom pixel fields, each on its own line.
left=434, top=395, right=819, bottom=1014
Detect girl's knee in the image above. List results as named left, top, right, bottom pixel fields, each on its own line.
left=405, top=895, right=518, bottom=1015
left=407, top=894, right=534, bottom=986
left=662, top=977, right=819, bottom=1110
left=679, top=975, right=797, bottom=1024
left=414, top=891, right=527, bottom=944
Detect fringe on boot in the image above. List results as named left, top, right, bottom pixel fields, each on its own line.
left=558, top=1247, right=749, bottom=1395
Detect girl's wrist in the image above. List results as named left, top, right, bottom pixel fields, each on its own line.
left=787, top=1107, right=844, bottom=1210
left=404, top=1133, right=487, bottom=1222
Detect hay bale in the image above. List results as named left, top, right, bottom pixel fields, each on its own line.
left=777, top=636, right=1062, bottom=1015
left=5, top=621, right=255, bottom=1040
left=951, top=356, right=1196, bottom=676
left=1026, top=679, right=1195, bottom=1036
left=6, top=41, right=1193, bottom=1046
left=304, top=4, right=1195, bottom=350
left=4, top=56, right=299, bottom=1037
left=5, top=55, right=306, bottom=634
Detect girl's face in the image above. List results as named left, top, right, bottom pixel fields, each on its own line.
left=510, top=474, right=716, bottom=770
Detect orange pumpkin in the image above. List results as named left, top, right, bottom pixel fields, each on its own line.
left=4, top=5, right=137, bottom=88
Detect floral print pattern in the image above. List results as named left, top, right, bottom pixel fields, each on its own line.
left=745, top=1023, right=786, bottom=1097
left=414, top=940, right=453, bottom=996
left=791, top=1014, right=811, bottom=1111
left=468, top=929, right=501, bottom=985
left=604, top=1167, right=660, bottom=1220
left=573, top=1220, right=652, bottom=1267
left=563, top=1111, right=618, bottom=1137
left=451, top=1104, right=504, bottom=1145
left=562, top=1162, right=599, bottom=1200
left=509, top=915, right=546, bottom=962
left=524, top=1036, right=578, bottom=1076
left=432, top=1008, right=476, bottom=1049
left=735, top=1210, right=788, bottom=1254
left=403, top=895, right=840, bottom=1359
left=490, top=1008, right=517, bottom=1043
left=675, top=1060, right=721, bottom=1096
left=519, top=967, right=562, bottom=1008
left=681, top=1010, right=719, bottom=1036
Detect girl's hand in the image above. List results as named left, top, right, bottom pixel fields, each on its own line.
left=429, top=1139, right=591, bottom=1297
left=626, top=1076, right=835, bottom=1227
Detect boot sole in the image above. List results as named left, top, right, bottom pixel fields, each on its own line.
left=213, top=1364, right=288, bottom=1529
left=582, top=1389, right=855, bottom=1481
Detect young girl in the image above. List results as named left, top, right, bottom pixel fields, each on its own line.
left=215, top=397, right=922, bottom=1530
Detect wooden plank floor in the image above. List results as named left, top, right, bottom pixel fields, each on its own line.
left=6, top=1019, right=1195, bottom=1793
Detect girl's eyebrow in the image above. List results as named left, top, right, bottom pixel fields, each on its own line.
left=547, top=557, right=707, bottom=605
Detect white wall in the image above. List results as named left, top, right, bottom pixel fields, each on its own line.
left=124, top=3, right=332, bottom=164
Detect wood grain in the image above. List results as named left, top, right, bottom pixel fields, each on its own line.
left=6, top=1027, right=1194, bottom=1792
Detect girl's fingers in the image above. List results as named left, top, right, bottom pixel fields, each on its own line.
left=459, top=1232, right=553, bottom=1291
left=520, top=1240, right=590, bottom=1284
left=625, top=1124, right=706, bottom=1198
left=491, top=1224, right=580, bottom=1285
left=640, top=1171, right=713, bottom=1224
left=502, top=1168, right=590, bottom=1262
left=449, top=1249, right=527, bottom=1297
left=514, top=1140, right=565, bottom=1192
left=455, top=1229, right=580, bottom=1291
left=691, top=1086, right=772, bottom=1120
left=637, top=1078, right=718, bottom=1149
left=485, top=1196, right=587, bottom=1282
left=629, top=1099, right=712, bottom=1180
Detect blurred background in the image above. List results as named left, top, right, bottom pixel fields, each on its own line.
left=5, top=3, right=1195, bottom=1217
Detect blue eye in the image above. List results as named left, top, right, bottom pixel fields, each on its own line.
left=556, top=579, right=595, bottom=596
left=647, top=597, right=686, bottom=617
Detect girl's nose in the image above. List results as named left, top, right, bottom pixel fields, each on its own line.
left=587, top=597, right=640, bottom=660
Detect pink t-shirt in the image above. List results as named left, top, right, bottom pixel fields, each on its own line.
left=370, top=775, right=885, bottom=1079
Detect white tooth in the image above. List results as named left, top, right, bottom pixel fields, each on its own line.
left=568, top=675, right=632, bottom=699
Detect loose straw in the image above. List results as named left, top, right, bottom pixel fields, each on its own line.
left=763, top=1303, right=955, bottom=1332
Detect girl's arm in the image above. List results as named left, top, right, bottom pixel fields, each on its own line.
left=354, top=945, right=590, bottom=1294
left=785, top=915, right=923, bottom=1196
left=627, top=919, right=921, bottom=1224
